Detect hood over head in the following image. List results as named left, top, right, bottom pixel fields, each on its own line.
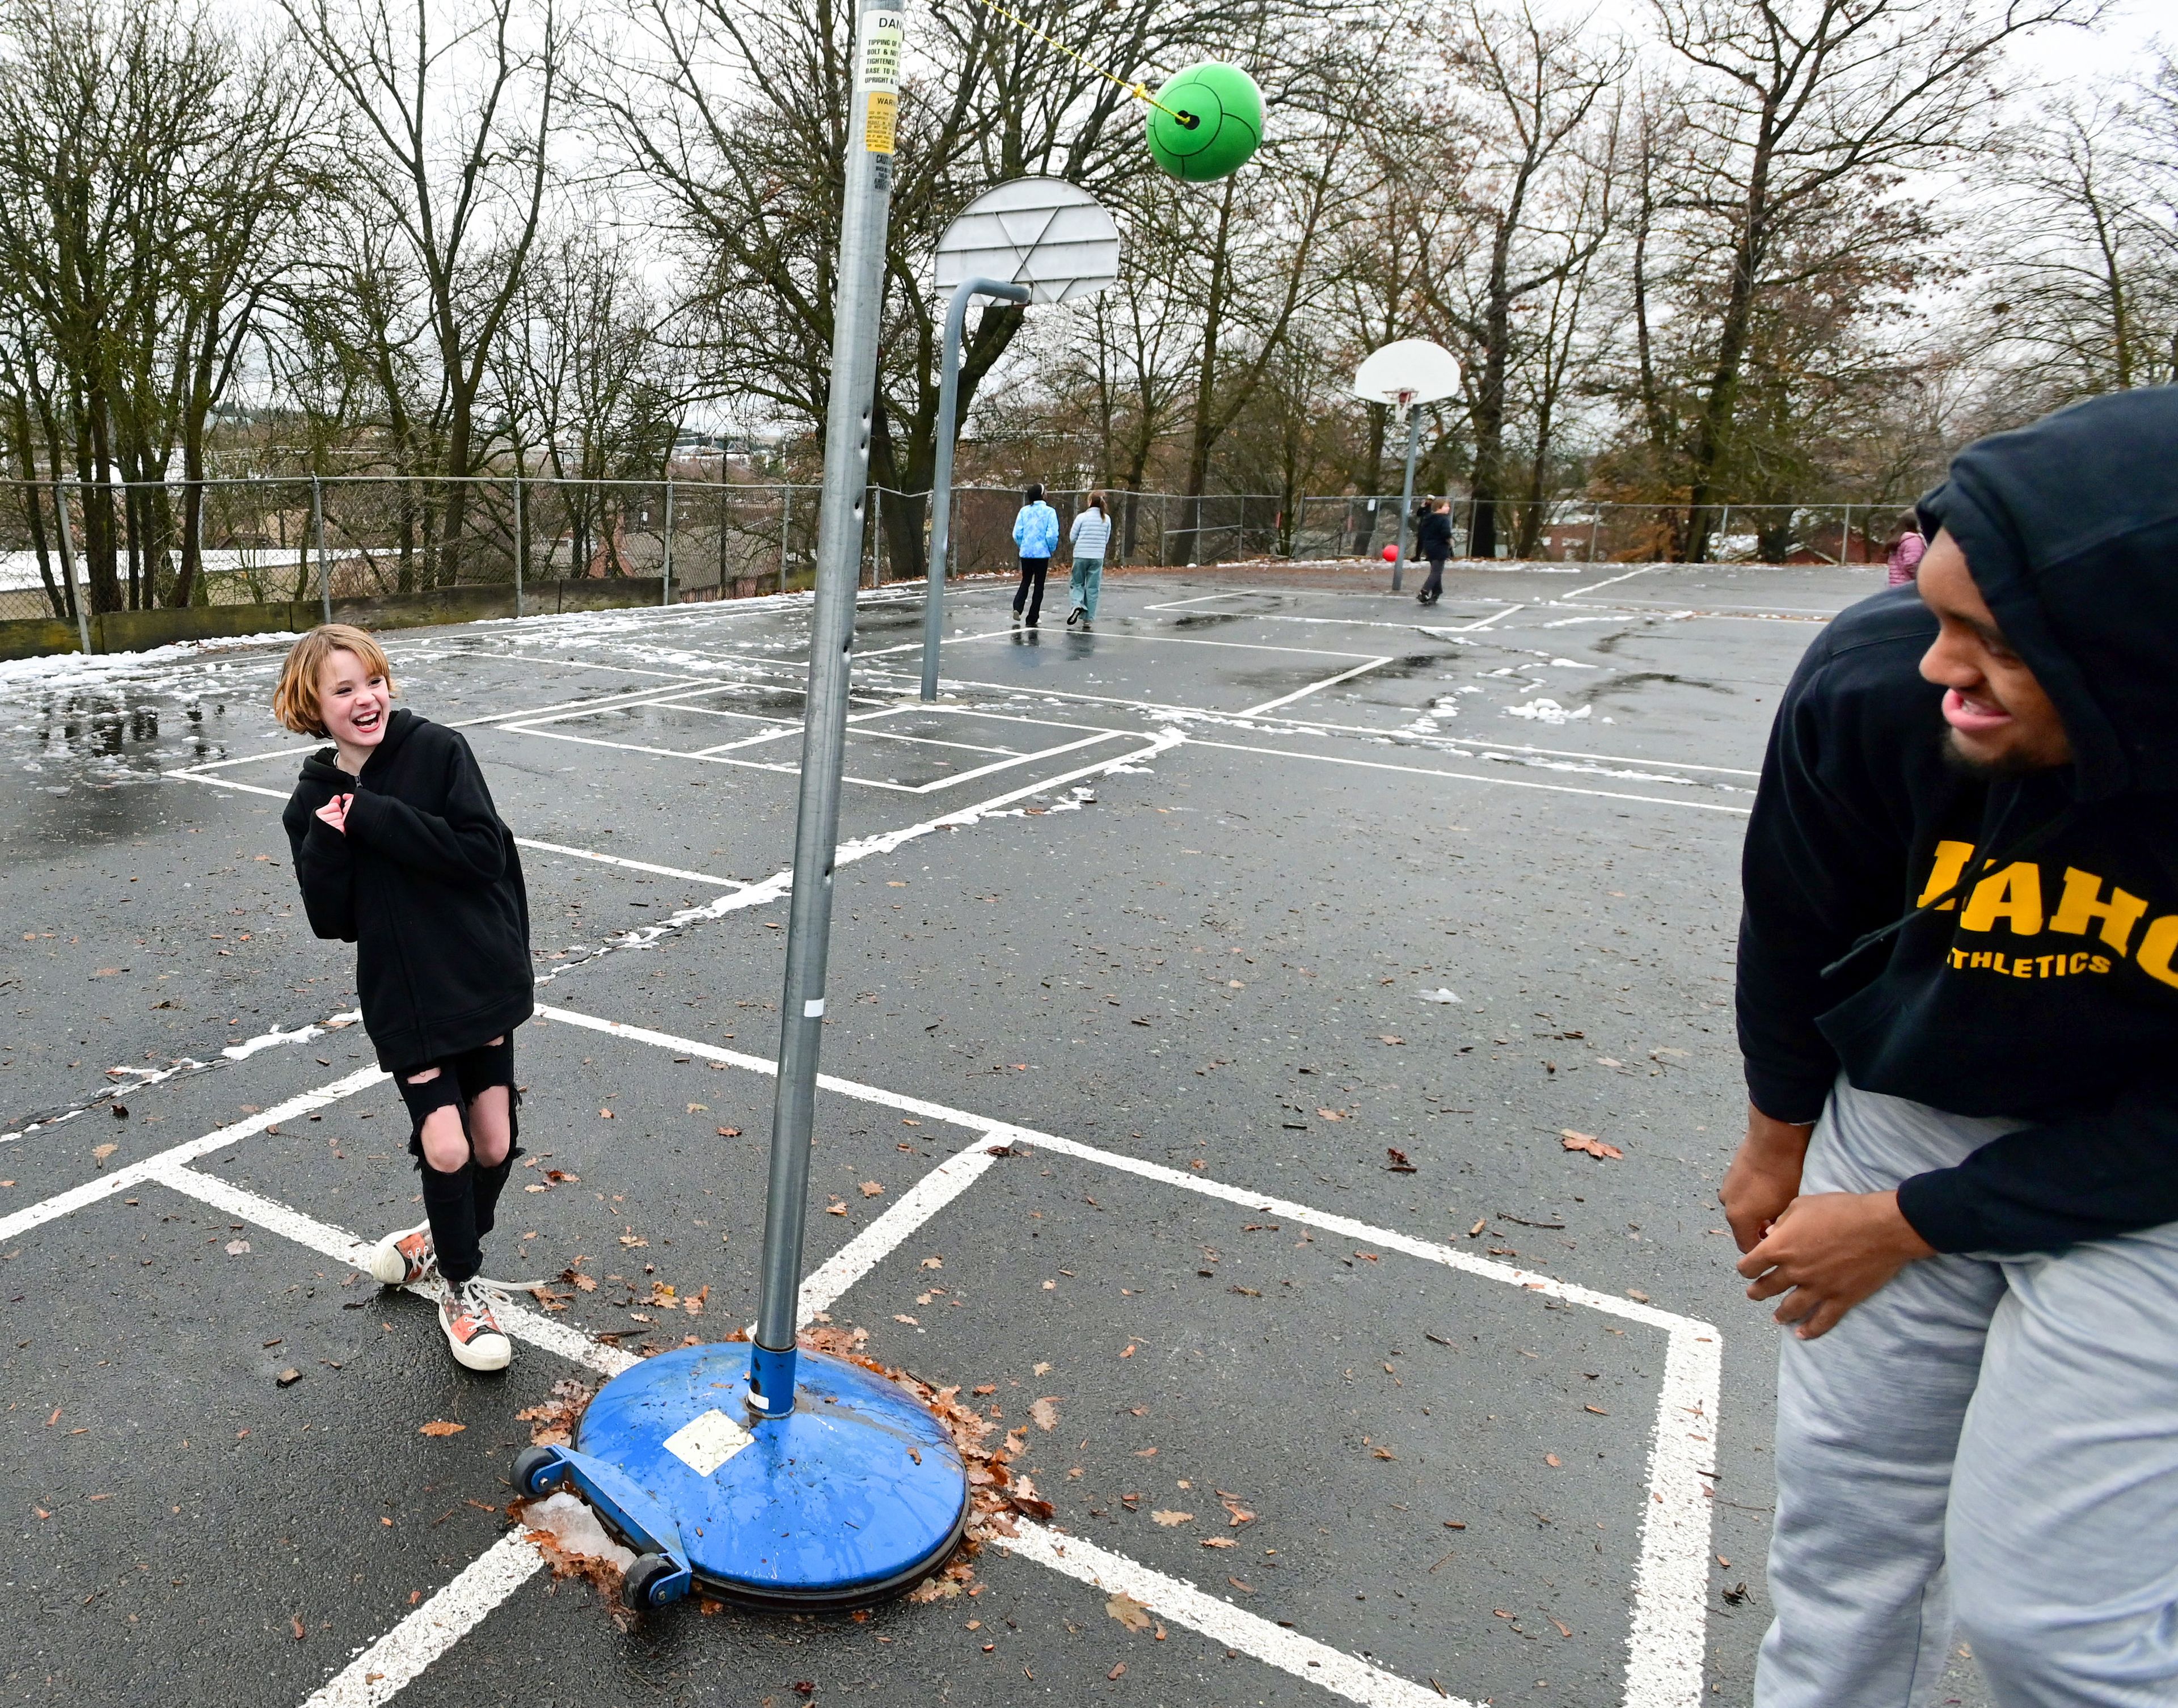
left=1918, top=388, right=2178, bottom=801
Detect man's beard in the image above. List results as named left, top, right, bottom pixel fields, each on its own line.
left=1942, top=728, right=2058, bottom=779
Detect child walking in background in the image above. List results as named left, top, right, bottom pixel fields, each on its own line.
left=1066, top=492, right=1112, bottom=628
left=275, top=624, right=534, bottom=1373
left=1012, top=483, right=1060, bottom=627
left=1884, top=509, right=1926, bottom=585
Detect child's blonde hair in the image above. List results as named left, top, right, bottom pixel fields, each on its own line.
left=273, top=624, right=395, bottom=737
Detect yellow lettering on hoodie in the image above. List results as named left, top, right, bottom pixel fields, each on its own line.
left=2049, top=867, right=2149, bottom=955
left=1918, top=840, right=1976, bottom=910
left=1960, top=862, right=2044, bottom=936
left=2136, top=917, right=2178, bottom=990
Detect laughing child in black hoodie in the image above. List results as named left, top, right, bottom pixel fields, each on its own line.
left=275, top=625, right=533, bottom=1372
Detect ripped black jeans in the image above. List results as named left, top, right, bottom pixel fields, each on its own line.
left=394, top=1034, right=521, bottom=1285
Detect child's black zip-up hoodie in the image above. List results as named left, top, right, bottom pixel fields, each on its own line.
left=281, top=708, right=532, bottom=1072
left=1737, top=387, right=2178, bottom=1256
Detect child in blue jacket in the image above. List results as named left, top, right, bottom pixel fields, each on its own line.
left=1012, top=484, right=1061, bottom=627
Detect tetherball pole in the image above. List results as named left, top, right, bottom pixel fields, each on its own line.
left=750, top=0, right=906, bottom=1415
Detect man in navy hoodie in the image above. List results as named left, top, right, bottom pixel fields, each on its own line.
left=1726, top=388, right=2178, bottom=1706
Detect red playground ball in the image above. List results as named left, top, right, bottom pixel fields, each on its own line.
left=1381, top=543, right=1399, bottom=563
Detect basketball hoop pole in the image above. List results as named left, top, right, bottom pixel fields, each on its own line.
left=921, top=276, right=1030, bottom=702
left=1391, top=393, right=1422, bottom=592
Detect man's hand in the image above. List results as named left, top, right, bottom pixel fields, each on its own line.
left=314, top=792, right=353, bottom=834
left=1720, top=1104, right=1815, bottom=1253
left=1737, top=1191, right=1936, bottom=1339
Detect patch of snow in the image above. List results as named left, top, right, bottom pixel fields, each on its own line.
left=522, top=1492, right=635, bottom=1571
left=1504, top=698, right=1592, bottom=724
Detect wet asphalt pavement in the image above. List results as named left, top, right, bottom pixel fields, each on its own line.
left=0, top=564, right=1989, bottom=1706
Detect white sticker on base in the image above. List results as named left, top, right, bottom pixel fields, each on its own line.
left=662, top=1408, right=755, bottom=1477
left=803, top=997, right=825, bottom=1018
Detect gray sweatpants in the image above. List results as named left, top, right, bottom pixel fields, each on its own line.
left=1757, top=1078, right=2178, bottom=1707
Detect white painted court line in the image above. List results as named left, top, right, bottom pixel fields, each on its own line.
left=536, top=1003, right=1723, bottom=1708
left=0, top=1066, right=387, bottom=1246
left=1445, top=603, right=1526, bottom=632
left=499, top=715, right=1128, bottom=796
left=451, top=676, right=714, bottom=726
left=1187, top=737, right=1754, bottom=816
left=998, top=1523, right=1468, bottom=1708
left=299, top=1532, right=547, bottom=1708
left=882, top=664, right=1763, bottom=782
left=1236, top=656, right=1395, bottom=717
left=510, top=840, right=748, bottom=889
left=161, top=769, right=752, bottom=885
left=149, top=1162, right=637, bottom=1378
left=514, top=731, right=1185, bottom=982
left=1567, top=566, right=1664, bottom=600
left=948, top=623, right=1383, bottom=663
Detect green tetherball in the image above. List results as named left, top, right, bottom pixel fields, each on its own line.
left=1145, top=62, right=1263, bottom=183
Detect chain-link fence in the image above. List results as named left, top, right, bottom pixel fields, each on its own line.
left=1, top=475, right=1905, bottom=627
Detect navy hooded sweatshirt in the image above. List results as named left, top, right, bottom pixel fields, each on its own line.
left=282, top=708, right=533, bottom=1073
left=1737, top=387, right=2178, bottom=1255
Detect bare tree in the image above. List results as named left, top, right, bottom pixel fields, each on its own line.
left=591, top=0, right=1305, bottom=581
left=1417, top=1, right=1623, bottom=560
left=1653, top=0, right=2097, bottom=561
left=1981, top=91, right=2178, bottom=400
left=286, top=0, right=563, bottom=583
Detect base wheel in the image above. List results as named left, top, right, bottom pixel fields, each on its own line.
left=624, top=1553, right=681, bottom=1610
left=513, top=1445, right=564, bottom=1498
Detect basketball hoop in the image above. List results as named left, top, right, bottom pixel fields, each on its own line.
left=1350, top=341, right=1462, bottom=588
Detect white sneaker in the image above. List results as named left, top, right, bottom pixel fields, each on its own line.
left=437, top=1277, right=513, bottom=1372
left=370, top=1221, right=437, bottom=1287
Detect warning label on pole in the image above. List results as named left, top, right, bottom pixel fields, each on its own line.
left=859, top=9, right=905, bottom=154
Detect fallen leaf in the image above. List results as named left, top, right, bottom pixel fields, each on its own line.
left=1118, top=1343, right=1136, bottom=1358
left=1030, top=1397, right=1060, bottom=1431
left=1151, top=1510, right=1193, bottom=1526
left=1108, top=1663, right=1126, bottom=1680
left=277, top=1368, right=301, bottom=1387
left=716, top=1126, right=741, bottom=1137
left=1227, top=1577, right=1254, bottom=1593
left=92, top=1142, right=117, bottom=1164
left=825, top=1200, right=848, bottom=1216
left=1545, top=1453, right=1561, bottom=1467
left=419, top=1420, right=466, bottom=1437
left=1723, top=1581, right=1749, bottom=1606
left=1317, top=1108, right=1345, bottom=1121
left=225, top=1239, right=250, bottom=1255
left=1379, top=1035, right=1404, bottom=1045
left=598, top=1109, right=614, bottom=1119
left=290, top=1614, right=306, bottom=1640
left=686, top=1103, right=707, bottom=1114
left=618, top=1235, right=648, bottom=1248
left=1385, top=1148, right=1416, bottom=1173
left=921, top=1256, right=943, bottom=1269
left=1561, top=1129, right=1624, bottom=1159
left=860, top=1181, right=884, bottom=1197
left=1373, top=1446, right=1398, bottom=1460
left=894, top=1314, right=920, bottom=1325
left=1201, top=1536, right=1236, bottom=1547
left=1468, top=1218, right=1487, bottom=1237
left=1106, top=1592, right=1153, bottom=1633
